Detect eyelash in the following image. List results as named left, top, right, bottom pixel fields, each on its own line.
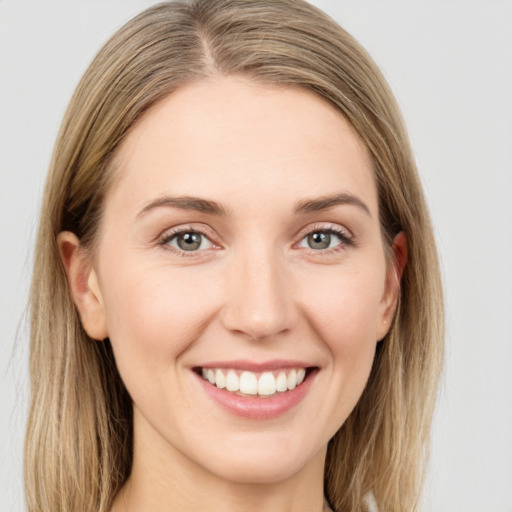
left=157, top=223, right=355, bottom=258
left=297, top=223, right=355, bottom=256
left=157, top=224, right=218, bottom=258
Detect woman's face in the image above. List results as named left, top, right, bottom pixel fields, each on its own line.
left=68, top=76, right=401, bottom=485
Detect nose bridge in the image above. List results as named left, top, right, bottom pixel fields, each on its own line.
left=221, top=239, right=296, bottom=341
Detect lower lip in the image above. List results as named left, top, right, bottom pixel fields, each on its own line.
left=194, top=370, right=317, bottom=420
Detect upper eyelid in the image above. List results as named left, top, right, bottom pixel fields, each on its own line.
left=159, top=222, right=352, bottom=240
left=296, top=222, right=353, bottom=240
left=158, top=222, right=354, bottom=252
left=158, top=223, right=217, bottom=242
left=157, top=225, right=217, bottom=257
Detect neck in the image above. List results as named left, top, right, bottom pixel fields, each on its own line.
left=111, top=413, right=330, bottom=512
left=115, top=471, right=331, bottom=512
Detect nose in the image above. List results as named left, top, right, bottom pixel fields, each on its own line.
left=220, top=244, right=298, bottom=341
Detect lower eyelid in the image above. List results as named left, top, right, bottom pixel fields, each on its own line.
left=158, top=224, right=215, bottom=243
left=173, top=233, right=212, bottom=249
left=299, top=225, right=353, bottom=243
left=298, top=234, right=350, bottom=251
left=157, top=225, right=354, bottom=256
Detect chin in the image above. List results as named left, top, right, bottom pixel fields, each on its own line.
left=186, top=429, right=324, bottom=485
left=202, top=452, right=311, bottom=485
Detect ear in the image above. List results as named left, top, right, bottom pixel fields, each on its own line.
left=57, top=231, right=108, bottom=341
left=376, top=231, right=408, bottom=341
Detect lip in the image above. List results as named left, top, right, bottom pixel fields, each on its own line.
left=197, top=359, right=313, bottom=372
left=192, top=362, right=318, bottom=420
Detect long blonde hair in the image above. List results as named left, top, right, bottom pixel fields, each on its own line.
left=26, top=1, right=444, bottom=511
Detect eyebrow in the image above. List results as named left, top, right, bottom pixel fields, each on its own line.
left=137, top=192, right=371, bottom=218
left=137, top=196, right=231, bottom=218
left=293, top=192, right=371, bottom=216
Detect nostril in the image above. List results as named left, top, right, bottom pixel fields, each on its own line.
left=219, top=278, right=298, bottom=341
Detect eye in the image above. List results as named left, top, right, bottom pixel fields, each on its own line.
left=160, top=228, right=215, bottom=254
left=297, top=226, right=354, bottom=252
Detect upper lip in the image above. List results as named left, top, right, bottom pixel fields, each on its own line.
left=194, top=359, right=316, bottom=371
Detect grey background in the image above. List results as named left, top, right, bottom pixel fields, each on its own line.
left=1, top=1, right=511, bottom=510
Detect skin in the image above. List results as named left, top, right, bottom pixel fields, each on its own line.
left=59, top=76, right=406, bottom=512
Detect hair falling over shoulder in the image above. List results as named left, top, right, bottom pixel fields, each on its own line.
left=26, top=1, right=444, bottom=511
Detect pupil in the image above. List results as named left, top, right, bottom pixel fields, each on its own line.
left=309, top=232, right=330, bottom=249
left=178, top=232, right=201, bottom=251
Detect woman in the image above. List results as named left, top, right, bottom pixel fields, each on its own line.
left=25, top=1, right=444, bottom=511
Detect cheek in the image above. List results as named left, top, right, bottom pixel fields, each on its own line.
left=100, top=262, right=220, bottom=375
left=302, top=264, right=385, bottom=349
left=299, top=264, right=385, bottom=412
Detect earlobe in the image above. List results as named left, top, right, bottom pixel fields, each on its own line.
left=377, top=231, right=408, bottom=341
left=57, top=231, right=108, bottom=341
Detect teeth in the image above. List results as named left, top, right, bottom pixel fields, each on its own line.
left=200, top=367, right=308, bottom=396
left=225, top=370, right=239, bottom=392
left=287, top=369, right=297, bottom=390
left=258, top=372, right=276, bottom=396
left=215, top=369, right=226, bottom=389
left=276, top=371, right=288, bottom=392
left=240, top=371, right=258, bottom=395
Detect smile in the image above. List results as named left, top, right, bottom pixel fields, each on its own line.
left=200, top=367, right=307, bottom=397
left=193, top=361, right=318, bottom=419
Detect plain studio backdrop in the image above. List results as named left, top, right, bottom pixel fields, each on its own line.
left=1, top=1, right=511, bottom=511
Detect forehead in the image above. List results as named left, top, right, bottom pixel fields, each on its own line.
left=108, top=76, right=377, bottom=218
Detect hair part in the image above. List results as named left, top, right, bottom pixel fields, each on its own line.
left=26, top=1, right=444, bottom=511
